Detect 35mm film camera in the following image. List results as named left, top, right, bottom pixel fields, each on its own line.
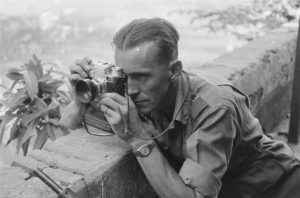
left=75, top=60, right=127, bottom=134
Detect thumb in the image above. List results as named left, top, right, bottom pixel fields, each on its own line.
left=117, top=105, right=129, bottom=134
left=127, top=95, right=136, bottom=109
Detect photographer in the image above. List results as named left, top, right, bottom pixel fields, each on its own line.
left=66, top=18, right=300, bottom=198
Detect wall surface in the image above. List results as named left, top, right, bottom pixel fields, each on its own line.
left=0, top=24, right=297, bottom=198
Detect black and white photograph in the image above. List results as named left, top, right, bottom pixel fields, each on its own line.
left=1, top=0, right=300, bottom=197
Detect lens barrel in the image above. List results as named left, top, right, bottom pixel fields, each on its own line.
left=75, top=79, right=99, bottom=103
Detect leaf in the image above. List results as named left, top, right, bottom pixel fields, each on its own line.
left=33, top=126, right=48, bottom=149
left=6, top=87, right=28, bottom=109
left=51, top=69, right=68, bottom=76
left=61, top=127, right=70, bottom=136
left=5, top=116, right=22, bottom=146
left=1, top=82, right=18, bottom=105
left=38, top=73, right=52, bottom=83
left=24, top=70, right=38, bottom=100
left=39, top=79, right=64, bottom=93
left=8, top=81, right=18, bottom=91
left=21, top=99, right=58, bottom=126
left=0, top=84, right=8, bottom=90
left=10, top=127, right=26, bottom=154
left=2, top=91, right=11, bottom=101
left=0, top=112, right=15, bottom=145
left=20, top=118, right=38, bottom=147
left=56, top=89, right=71, bottom=104
left=24, top=55, right=43, bottom=80
left=48, top=118, right=60, bottom=126
left=52, top=125, right=70, bottom=138
left=34, top=97, right=48, bottom=110
left=46, top=123, right=56, bottom=141
left=5, top=67, right=24, bottom=81
left=32, top=54, right=43, bottom=79
left=0, top=99, right=7, bottom=107
left=21, top=137, right=31, bottom=156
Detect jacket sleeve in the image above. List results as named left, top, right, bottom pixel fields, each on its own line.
left=179, top=106, right=238, bottom=198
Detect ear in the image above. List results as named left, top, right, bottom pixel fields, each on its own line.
left=168, top=60, right=182, bottom=79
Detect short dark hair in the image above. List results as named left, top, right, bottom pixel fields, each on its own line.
left=112, top=18, right=179, bottom=64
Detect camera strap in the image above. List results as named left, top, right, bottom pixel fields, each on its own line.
left=83, top=77, right=191, bottom=139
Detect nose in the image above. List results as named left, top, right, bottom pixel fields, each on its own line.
left=127, top=77, right=139, bottom=97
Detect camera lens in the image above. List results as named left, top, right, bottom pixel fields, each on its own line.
left=75, top=79, right=98, bottom=103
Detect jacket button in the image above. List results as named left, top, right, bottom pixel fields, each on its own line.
left=184, top=177, right=191, bottom=185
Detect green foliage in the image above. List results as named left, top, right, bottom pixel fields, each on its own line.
left=177, top=0, right=299, bottom=41
left=0, top=55, right=70, bottom=155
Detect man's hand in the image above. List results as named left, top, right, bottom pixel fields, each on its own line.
left=99, top=93, right=154, bottom=147
left=69, top=56, right=93, bottom=86
left=59, top=57, right=92, bottom=129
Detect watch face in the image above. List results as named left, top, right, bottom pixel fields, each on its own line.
left=135, top=143, right=155, bottom=157
left=140, top=146, right=150, bottom=156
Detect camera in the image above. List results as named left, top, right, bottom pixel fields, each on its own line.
left=75, top=60, right=127, bottom=134
left=75, top=61, right=127, bottom=103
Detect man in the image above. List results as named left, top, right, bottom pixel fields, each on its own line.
left=65, top=18, right=300, bottom=198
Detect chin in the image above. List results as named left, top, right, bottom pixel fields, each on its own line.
left=137, top=108, right=151, bottom=115
left=137, top=106, right=154, bottom=115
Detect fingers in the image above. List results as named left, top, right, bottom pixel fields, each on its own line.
left=100, top=104, right=113, bottom=115
left=68, top=73, right=81, bottom=85
left=101, top=94, right=137, bottom=118
left=69, top=57, right=93, bottom=85
left=100, top=95, right=124, bottom=111
left=83, top=56, right=92, bottom=64
left=100, top=104, right=122, bottom=125
left=118, top=105, right=129, bottom=133
left=69, top=65, right=89, bottom=78
left=75, top=57, right=91, bottom=67
left=100, top=94, right=129, bottom=127
left=75, top=59, right=93, bottom=72
left=101, top=93, right=127, bottom=105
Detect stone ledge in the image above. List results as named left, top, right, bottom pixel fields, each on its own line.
left=199, top=25, right=297, bottom=132
left=1, top=24, right=298, bottom=197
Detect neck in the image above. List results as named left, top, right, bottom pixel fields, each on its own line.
left=156, top=79, right=178, bottom=121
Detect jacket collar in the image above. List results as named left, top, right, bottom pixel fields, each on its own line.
left=172, top=71, right=193, bottom=125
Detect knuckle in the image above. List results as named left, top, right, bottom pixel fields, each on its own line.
left=68, top=74, right=78, bottom=82
left=111, top=116, right=121, bottom=125
left=75, top=59, right=88, bottom=66
left=101, top=97, right=109, bottom=103
left=83, top=56, right=92, bottom=64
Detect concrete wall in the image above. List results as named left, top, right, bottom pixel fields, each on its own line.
left=199, top=24, right=297, bottom=133
left=0, top=24, right=297, bottom=198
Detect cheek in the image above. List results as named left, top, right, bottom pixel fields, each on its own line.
left=147, top=78, right=169, bottom=100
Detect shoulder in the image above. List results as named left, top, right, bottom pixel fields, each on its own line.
left=187, top=72, right=238, bottom=110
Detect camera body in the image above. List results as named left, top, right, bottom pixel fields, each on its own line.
left=74, top=60, right=127, bottom=133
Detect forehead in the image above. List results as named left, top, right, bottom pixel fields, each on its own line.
left=114, top=42, right=160, bottom=72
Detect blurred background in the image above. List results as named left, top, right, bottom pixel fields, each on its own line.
left=0, top=0, right=299, bottom=86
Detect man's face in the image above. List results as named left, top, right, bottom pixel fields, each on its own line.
left=115, top=42, right=171, bottom=114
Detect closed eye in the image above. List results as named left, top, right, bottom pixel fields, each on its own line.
left=130, top=73, right=149, bottom=82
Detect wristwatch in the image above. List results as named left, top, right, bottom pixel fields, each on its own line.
left=133, top=141, right=156, bottom=157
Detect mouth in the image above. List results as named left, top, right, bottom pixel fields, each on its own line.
left=134, top=100, right=147, bottom=106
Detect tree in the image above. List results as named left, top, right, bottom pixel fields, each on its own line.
left=176, top=0, right=300, bottom=41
